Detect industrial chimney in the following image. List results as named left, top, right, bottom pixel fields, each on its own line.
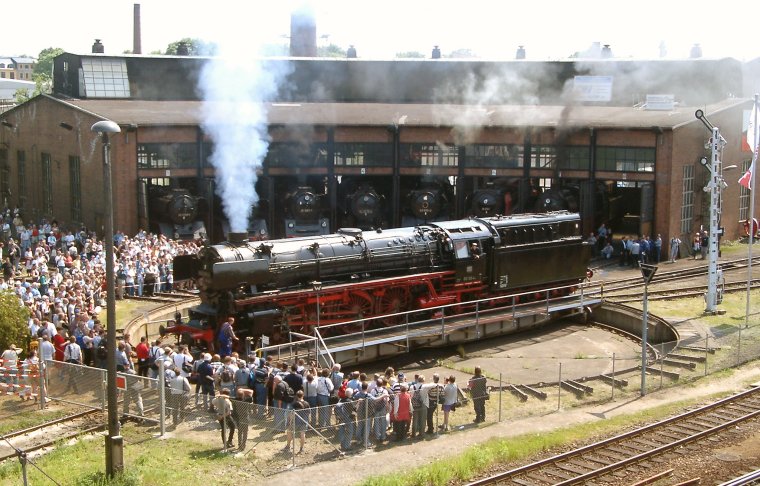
left=92, top=39, right=105, bottom=53
left=432, top=46, right=441, bottom=59
left=515, top=45, right=526, bottom=59
left=290, top=5, right=317, bottom=57
left=133, top=4, right=142, bottom=54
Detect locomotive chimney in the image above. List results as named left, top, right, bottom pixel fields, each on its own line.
left=228, top=232, right=248, bottom=245
left=346, top=45, right=357, bottom=58
left=290, top=5, right=317, bottom=57
left=92, top=39, right=105, bottom=53
left=515, top=45, right=526, bottom=59
left=133, top=4, right=142, bottom=54
left=601, top=44, right=612, bottom=58
left=431, top=45, right=441, bottom=59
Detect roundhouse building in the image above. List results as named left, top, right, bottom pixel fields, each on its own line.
left=0, top=51, right=756, bottom=254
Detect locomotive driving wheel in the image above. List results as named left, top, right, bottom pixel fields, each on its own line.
left=377, top=288, right=409, bottom=326
left=338, top=294, right=373, bottom=334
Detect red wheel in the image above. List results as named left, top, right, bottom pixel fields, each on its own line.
left=378, top=288, right=409, bottom=326
left=339, top=295, right=373, bottom=334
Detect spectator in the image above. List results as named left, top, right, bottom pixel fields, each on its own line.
left=469, top=367, right=488, bottom=423
left=211, top=389, right=236, bottom=449
left=441, top=375, right=459, bottom=432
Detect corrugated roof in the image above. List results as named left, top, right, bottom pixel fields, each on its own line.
left=59, top=97, right=747, bottom=130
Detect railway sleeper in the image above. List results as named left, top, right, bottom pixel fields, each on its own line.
left=507, top=385, right=529, bottom=401
left=584, top=454, right=615, bottom=466
left=525, top=471, right=558, bottom=484
left=661, top=358, right=697, bottom=370
left=566, top=379, right=593, bottom=394
left=678, top=345, right=718, bottom=354
left=599, top=374, right=628, bottom=388
left=560, top=381, right=587, bottom=397
left=667, top=353, right=706, bottom=363
left=644, top=366, right=680, bottom=380
left=556, top=462, right=591, bottom=475
left=518, top=384, right=548, bottom=400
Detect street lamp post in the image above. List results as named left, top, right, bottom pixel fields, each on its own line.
left=91, top=120, right=123, bottom=476
left=640, top=263, right=657, bottom=396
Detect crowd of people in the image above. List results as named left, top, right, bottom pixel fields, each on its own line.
left=1, top=208, right=493, bottom=453
left=0, top=209, right=200, bottom=390
left=588, top=222, right=711, bottom=266
left=145, top=346, right=491, bottom=452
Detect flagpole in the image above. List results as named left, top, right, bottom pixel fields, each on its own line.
left=746, top=94, right=758, bottom=330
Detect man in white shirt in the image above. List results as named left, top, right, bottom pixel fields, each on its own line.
left=39, top=336, right=55, bottom=362
left=63, top=336, right=82, bottom=364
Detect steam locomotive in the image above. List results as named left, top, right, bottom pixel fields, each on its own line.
left=148, top=187, right=207, bottom=240
left=170, top=211, right=591, bottom=346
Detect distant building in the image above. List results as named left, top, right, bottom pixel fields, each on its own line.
left=0, top=56, right=36, bottom=81
left=0, top=51, right=756, bottom=251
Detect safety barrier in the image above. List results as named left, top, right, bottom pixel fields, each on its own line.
left=0, top=359, right=41, bottom=400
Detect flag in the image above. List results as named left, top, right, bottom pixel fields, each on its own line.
left=740, top=102, right=759, bottom=190
left=739, top=160, right=755, bottom=190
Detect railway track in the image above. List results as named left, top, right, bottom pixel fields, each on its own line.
left=589, top=256, right=760, bottom=297
left=0, top=409, right=104, bottom=462
left=607, top=278, right=760, bottom=303
left=466, top=386, right=760, bottom=486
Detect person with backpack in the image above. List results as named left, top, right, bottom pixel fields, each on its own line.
left=216, top=356, right=237, bottom=398
left=147, top=339, right=163, bottom=379
left=287, top=390, right=310, bottom=453
left=423, top=373, right=443, bottom=435
left=334, top=388, right=355, bottom=451
left=168, top=366, right=191, bottom=426
left=250, top=362, right=269, bottom=417
left=273, top=375, right=295, bottom=433
left=370, top=377, right=389, bottom=442
left=410, top=375, right=426, bottom=438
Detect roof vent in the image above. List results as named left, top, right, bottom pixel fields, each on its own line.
left=92, top=39, right=104, bottom=54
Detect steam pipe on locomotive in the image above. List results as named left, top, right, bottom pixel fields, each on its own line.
left=169, top=211, right=592, bottom=349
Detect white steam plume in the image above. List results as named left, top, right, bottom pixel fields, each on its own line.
left=199, top=36, right=290, bottom=233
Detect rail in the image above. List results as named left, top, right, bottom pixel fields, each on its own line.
left=254, top=281, right=599, bottom=363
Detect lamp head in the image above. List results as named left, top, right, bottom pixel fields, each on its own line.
left=91, top=120, right=121, bottom=134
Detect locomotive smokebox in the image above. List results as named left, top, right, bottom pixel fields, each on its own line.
left=228, top=232, right=248, bottom=245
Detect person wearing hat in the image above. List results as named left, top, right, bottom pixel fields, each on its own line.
left=1, top=345, right=18, bottom=374
left=211, top=389, right=236, bottom=450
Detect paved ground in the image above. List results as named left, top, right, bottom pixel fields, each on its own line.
left=273, top=249, right=760, bottom=485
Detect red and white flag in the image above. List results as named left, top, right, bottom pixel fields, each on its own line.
left=739, top=102, right=759, bottom=190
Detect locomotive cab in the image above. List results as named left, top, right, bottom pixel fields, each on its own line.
left=433, top=219, right=493, bottom=285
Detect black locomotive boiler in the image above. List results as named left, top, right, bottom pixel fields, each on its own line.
left=173, top=211, right=591, bottom=346
left=148, top=187, right=207, bottom=240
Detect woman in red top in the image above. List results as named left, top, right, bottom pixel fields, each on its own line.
left=392, top=384, right=413, bottom=441
left=53, top=331, right=67, bottom=361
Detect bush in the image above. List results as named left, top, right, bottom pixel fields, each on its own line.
left=0, top=289, right=30, bottom=356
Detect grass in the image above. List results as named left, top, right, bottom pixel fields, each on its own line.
left=0, top=425, right=247, bottom=486
left=0, top=407, right=72, bottom=436
left=359, top=393, right=727, bottom=486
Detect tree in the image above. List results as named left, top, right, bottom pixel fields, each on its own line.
left=0, top=290, right=31, bottom=357
left=33, top=47, right=64, bottom=78
left=446, top=48, right=477, bottom=59
left=317, top=44, right=347, bottom=58
left=165, top=38, right=215, bottom=56
left=396, top=51, right=426, bottom=59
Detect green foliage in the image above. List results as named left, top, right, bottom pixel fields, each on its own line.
left=164, top=38, right=215, bottom=56
left=317, top=44, right=347, bottom=58
left=446, top=48, right=477, bottom=58
left=75, top=470, right=142, bottom=486
left=0, top=289, right=30, bottom=355
left=33, top=47, right=64, bottom=78
left=395, top=51, right=426, bottom=58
